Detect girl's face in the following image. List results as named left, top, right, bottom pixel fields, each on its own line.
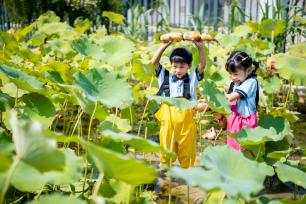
left=229, top=68, right=252, bottom=85
left=171, top=61, right=190, bottom=78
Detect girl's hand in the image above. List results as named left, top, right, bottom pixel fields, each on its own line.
left=193, top=100, right=208, bottom=112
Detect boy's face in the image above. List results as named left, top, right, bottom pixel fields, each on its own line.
left=171, top=61, right=190, bottom=78
left=229, top=68, right=252, bottom=85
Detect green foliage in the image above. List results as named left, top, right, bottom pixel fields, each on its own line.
left=171, top=146, right=274, bottom=200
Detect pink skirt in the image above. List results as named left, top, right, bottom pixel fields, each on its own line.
left=226, top=101, right=257, bottom=152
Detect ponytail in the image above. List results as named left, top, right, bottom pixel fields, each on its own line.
left=252, top=60, right=259, bottom=74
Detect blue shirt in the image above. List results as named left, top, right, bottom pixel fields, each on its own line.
left=233, top=76, right=259, bottom=117
left=155, top=64, right=203, bottom=100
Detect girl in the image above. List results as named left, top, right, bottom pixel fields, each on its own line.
left=225, top=51, right=260, bottom=151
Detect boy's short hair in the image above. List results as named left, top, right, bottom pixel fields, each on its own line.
left=169, top=47, right=192, bottom=65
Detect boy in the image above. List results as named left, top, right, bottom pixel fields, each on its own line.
left=151, top=41, right=206, bottom=168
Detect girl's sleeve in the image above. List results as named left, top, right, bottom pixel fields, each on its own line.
left=234, top=78, right=257, bottom=98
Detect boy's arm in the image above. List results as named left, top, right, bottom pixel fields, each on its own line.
left=151, top=42, right=172, bottom=70
left=193, top=41, right=206, bottom=74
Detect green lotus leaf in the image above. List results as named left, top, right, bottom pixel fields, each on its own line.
left=0, top=92, right=14, bottom=111
left=74, top=17, right=91, bottom=33
left=238, top=126, right=283, bottom=145
left=131, top=58, right=154, bottom=83
left=0, top=152, right=12, bottom=172
left=11, top=161, right=47, bottom=192
left=268, top=196, right=306, bottom=204
left=232, top=24, right=253, bottom=37
left=43, top=149, right=83, bottom=185
left=0, top=31, right=19, bottom=57
left=10, top=111, right=65, bottom=172
left=259, top=19, right=286, bottom=38
left=259, top=115, right=292, bottom=137
left=102, top=11, right=125, bottom=24
left=26, top=193, right=85, bottom=204
left=99, top=114, right=131, bottom=133
left=72, top=36, right=135, bottom=67
left=72, top=90, right=108, bottom=121
left=171, top=146, right=274, bottom=199
left=0, top=64, right=45, bottom=92
left=288, top=43, right=306, bottom=58
left=220, top=35, right=241, bottom=49
left=101, top=129, right=171, bottom=155
left=74, top=68, right=133, bottom=109
left=271, top=53, right=306, bottom=85
left=14, top=24, right=35, bottom=42
left=146, top=95, right=197, bottom=110
left=202, top=80, right=231, bottom=115
left=81, top=141, right=156, bottom=185
left=274, top=162, right=306, bottom=189
left=36, top=11, right=60, bottom=27
left=21, top=93, right=55, bottom=118
left=27, top=33, right=46, bottom=46
left=262, top=76, right=281, bottom=94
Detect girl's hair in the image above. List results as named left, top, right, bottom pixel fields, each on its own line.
left=225, top=51, right=259, bottom=74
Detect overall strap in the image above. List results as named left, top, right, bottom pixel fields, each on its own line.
left=183, top=75, right=191, bottom=99
left=157, top=69, right=170, bottom=97
left=156, top=70, right=191, bottom=100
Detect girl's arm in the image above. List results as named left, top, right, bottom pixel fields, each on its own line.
left=226, top=92, right=241, bottom=102
left=151, top=42, right=172, bottom=70
left=193, top=41, right=206, bottom=74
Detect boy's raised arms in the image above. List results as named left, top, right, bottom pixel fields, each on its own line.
left=151, top=42, right=172, bottom=70
left=193, top=41, right=206, bottom=74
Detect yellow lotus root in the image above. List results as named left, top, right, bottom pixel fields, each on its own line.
left=183, top=31, right=202, bottom=41
left=201, top=33, right=213, bottom=41
left=160, top=32, right=183, bottom=42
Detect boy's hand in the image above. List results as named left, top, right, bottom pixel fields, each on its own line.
left=193, top=41, right=204, bottom=49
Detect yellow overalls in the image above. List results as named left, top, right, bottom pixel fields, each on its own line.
left=155, top=103, right=196, bottom=168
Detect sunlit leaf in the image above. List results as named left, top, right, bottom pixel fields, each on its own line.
left=74, top=17, right=91, bottom=33
left=74, top=68, right=133, bottom=109
left=262, top=76, right=281, bottom=94
left=271, top=53, right=306, bottom=85
left=72, top=36, right=135, bottom=67
left=288, top=43, right=306, bottom=58
left=259, top=19, right=286, bottom=38
left=99, top=114, right=131, bottom=133
left=102, top=11, right=125, bottom=24
left=0, top=64, right=45, bottom=92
